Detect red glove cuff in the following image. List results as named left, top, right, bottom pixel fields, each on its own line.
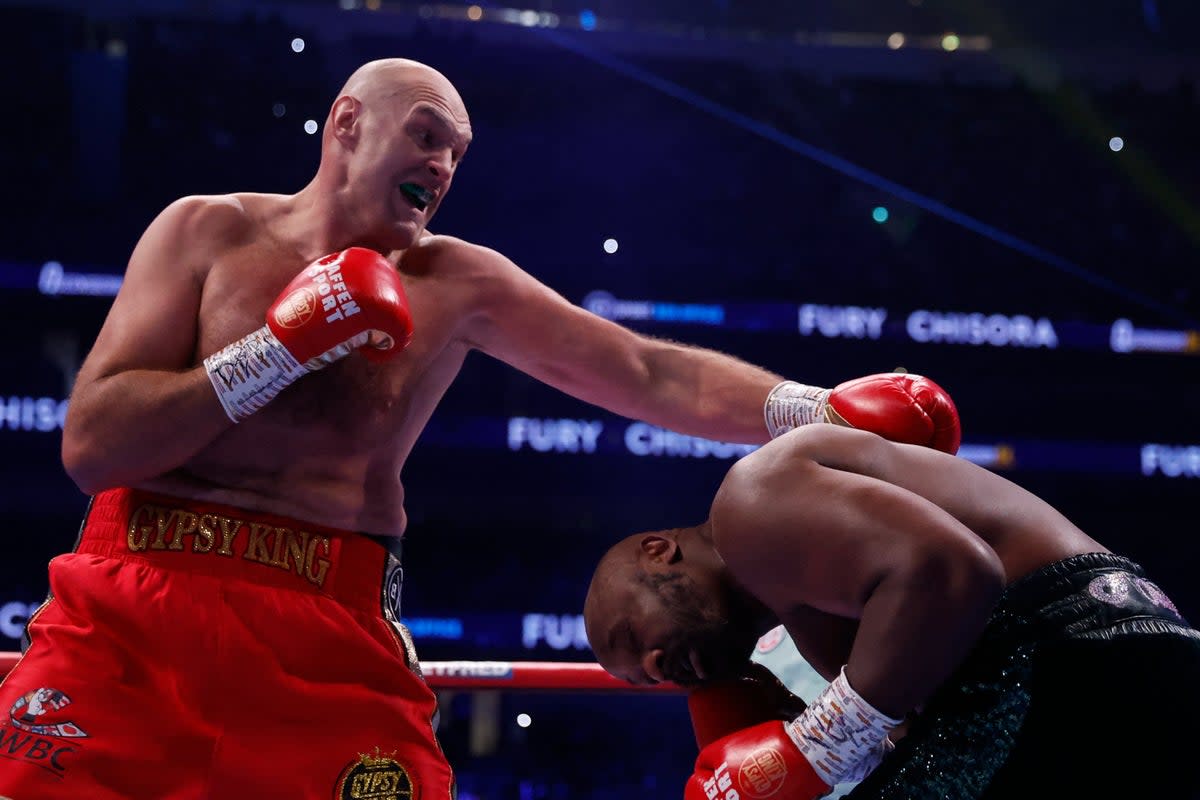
left=688, top=664, right=808, bottom=748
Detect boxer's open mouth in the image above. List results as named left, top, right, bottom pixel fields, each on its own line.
left=399, top=183, right=433, bottom=211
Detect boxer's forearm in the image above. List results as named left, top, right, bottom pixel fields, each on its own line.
left=636, top=341, right=782, bottom=445
left=848, top=546, right=1003, bottom=719
left=468, top=267, right=783, bottom=444
left=62, top=368, right=231, bottom=494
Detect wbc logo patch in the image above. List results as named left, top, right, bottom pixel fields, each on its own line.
left=0, top=687, right=88, bottom=778
left=9, top=688, right=88, bottom=738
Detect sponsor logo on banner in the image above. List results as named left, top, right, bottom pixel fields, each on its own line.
left=583, top=290, right=653, bottom=321
left=580, top=291, right=720, bottom=326
left=37, top=261, right=123, bottom=297
left=423, top=661, right=514, bottom=680
left=1110, top=319, right=1198, bottom=354
left=402, top=617, right=463, bottom=640
left=336, top=750, right=414, bottom=799
left=583, top=291, right=724, bottom=325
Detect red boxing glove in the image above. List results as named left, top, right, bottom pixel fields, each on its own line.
left=685, top=721, right=831, bottom=800
left=690, top=666, right=901, bottom=799
left=688, top=662, right=809, bottom=749
left=765, top=372, right=961, bottom=454
left=204, top=247, right=414, bottom=422
left=827, top=373, right=961, bottom=454
left=266, top=247, right=413, bottom=366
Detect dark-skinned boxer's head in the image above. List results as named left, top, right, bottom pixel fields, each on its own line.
left=584, top=526, right=767, bottom=688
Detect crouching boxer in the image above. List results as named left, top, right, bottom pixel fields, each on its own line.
left=583, top=425, right=1200, bottom=799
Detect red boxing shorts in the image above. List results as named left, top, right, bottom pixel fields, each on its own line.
left=0, top=488, right=454, bottom=800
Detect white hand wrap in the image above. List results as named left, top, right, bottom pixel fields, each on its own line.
left=203, top=325, right=304, bottom=423
left=784, top=667, right=902, bottom=786
left=763, top=380, right=832, bottom=439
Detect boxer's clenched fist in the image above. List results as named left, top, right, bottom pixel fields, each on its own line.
left=765, top=372, right=961, bottom=454
left=204, top=247, right=414, bottom=422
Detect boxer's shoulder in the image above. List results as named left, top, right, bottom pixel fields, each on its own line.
left=395, top=234, right=534, bottom=315
left=396, top=232, right=506, bottom=275
left=708, top=436, right=836, bottom=572
left=118, top=195, right=258, bottom=294
left=711, top=433, right=811, bottom=507
left=150, top=193, right=262, bottom=258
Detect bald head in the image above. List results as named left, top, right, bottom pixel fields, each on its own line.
left=336, top=58, right=466, bottom=116
left=583, top=534, right=643, bottom=645
left=583, top=527, right=763, bottom=686
left=583, top=531, right=666, bottom=682
left=324, top=58, right=470, bottom=150
left=313, top=57, right=473, bottom=249
left=587, top=534, right=641, bottom=599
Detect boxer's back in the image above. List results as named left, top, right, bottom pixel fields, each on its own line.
left=745, top=426, right=1107, bottom=583
left=855, top=438, right=1104, bottom=582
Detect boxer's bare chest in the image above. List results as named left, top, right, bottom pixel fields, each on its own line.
left=193, top=235, right=472, bottom=453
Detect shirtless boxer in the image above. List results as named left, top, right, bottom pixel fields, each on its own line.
left=584, top=425, right=1200, bottom=799
left=0, top=59, right=960, bottom=799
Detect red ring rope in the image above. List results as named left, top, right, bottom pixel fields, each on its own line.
left=0, top=651, right=682, bottom=693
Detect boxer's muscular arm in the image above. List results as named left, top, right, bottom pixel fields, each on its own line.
left=62, top=196, right=238, bottom=493
left=456, top=242, right=781, bottom=444
left=780, top=605, right=859, bottom=684
left=710, top=425, right=1005, bottom=719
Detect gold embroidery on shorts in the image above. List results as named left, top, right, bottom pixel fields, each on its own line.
left=124, top=504, right=332, bottom=587
left=336, top=749, right=414, bottom=799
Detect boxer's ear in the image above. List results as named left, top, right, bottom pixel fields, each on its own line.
left=329, top=95, right=363, bottom=147
left=639, top=534, right=679, bottom=566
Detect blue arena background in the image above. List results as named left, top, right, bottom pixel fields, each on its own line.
left=0, top=1, right=1197, bottom=796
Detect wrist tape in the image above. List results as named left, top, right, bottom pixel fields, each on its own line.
left=784, top=666, right=902, bottom=786
left=203, top=325, right=303, bottom=423
left=763, top=380, right=831, bottom=439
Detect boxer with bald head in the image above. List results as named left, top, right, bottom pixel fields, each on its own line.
left=585, top=425, right=1200, bottom=799
left=1, top=58, right=960, bottom=798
